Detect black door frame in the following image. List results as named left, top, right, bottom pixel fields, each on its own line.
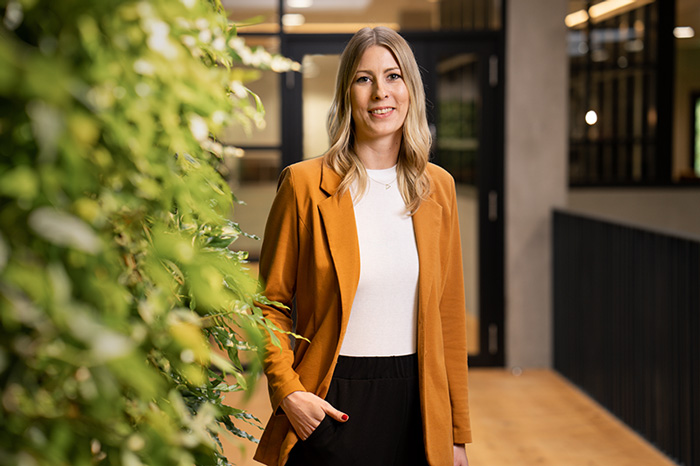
left=280, top=32, right=504, bottom=367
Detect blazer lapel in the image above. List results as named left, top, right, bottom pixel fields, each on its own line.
left=412, top=197, right=443, bottom=351
left=318, top=163, right=360, bottom=330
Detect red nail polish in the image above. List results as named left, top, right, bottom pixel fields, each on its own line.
left=341, top=414, right=348, bottom=421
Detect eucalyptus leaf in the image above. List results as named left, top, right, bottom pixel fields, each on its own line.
left=65, top=309, right=135, bottom=362
left=26, top=100, right=63, bottom=162
left=28, top=207, right=102, bottom=254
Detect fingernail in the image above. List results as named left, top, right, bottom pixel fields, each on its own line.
left=341, top=414, right=349, bottom=421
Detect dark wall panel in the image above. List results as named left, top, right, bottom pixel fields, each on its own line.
left=553, top=210, right=699, bottom=465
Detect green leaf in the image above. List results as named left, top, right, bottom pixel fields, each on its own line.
left=0, top=165, right=39, bottom=200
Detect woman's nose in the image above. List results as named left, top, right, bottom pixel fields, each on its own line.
left=373, top=81, right=387, bottom=99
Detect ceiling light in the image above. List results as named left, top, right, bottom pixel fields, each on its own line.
left=674, top=26, right=695, bottom=39
left=585, top=110, right=598, bottom=126
left=282, top=13, right=305, bottom=27
left=589, top=0, right=654, bottom=24
left=287, top=0, right=313, bottom=8
left=565, top=9, right=589, bottom=29
left=589, top=0, right=634, bottom=22
left=566, top=0, right=655, bottom=28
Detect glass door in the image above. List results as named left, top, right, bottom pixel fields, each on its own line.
left=422, top=41, right=503, bottom=366
left=282, top=35, right=503, bottom=366
left=435, top=51, right=481, bottom=355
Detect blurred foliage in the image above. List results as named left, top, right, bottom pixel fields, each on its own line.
left=0, top=0, right=298, bottom=465
left=437, top=100, right=477, bottom=185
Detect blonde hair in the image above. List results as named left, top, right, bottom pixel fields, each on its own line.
left=325, top=26, right=432, bottom=214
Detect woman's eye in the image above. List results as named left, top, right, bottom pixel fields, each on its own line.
left=356, top=76, right=370, bottom=83
left=388, top=73, right=402, bottom=80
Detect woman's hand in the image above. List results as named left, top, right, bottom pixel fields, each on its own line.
left=454, top=444, right=469, bottom=466
left=280, top=391, right=349, bottom=440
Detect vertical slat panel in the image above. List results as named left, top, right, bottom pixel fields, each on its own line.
left=553, top=210, right=699, bottom=466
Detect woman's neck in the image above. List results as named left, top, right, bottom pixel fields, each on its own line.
left=354, top=134, right=401, bottom=169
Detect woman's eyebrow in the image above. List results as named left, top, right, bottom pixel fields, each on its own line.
left=355, top=67, right=401, bottom=75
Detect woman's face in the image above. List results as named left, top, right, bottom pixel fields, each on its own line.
left=350, top=45, right=409, bottom=144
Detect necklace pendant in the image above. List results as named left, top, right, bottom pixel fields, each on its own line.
left=367, top=174, right=397, bottom=190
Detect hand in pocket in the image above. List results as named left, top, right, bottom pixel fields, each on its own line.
left=280, top=391, right=349, bottom=440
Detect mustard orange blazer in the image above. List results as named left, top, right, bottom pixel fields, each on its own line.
left=253, top=156, right=472, bottom=466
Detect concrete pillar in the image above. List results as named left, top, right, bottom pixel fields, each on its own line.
left=505, top=0, right=569, bottom=368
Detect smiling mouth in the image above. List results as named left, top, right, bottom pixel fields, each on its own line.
left=369, top=107, right=394, bottom=115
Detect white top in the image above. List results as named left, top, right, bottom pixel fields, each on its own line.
left=339, top=165, right=420, bottom=356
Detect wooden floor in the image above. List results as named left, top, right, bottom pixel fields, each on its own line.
left=220, top=369, right=675, bottom=466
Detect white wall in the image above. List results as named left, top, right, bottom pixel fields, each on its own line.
left=505, top=0, right=569, bottom=368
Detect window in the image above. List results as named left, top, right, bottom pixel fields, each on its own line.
left=567, top=0, right=674, bottom=185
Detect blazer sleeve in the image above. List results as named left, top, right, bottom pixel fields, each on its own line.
left=257, top=167, right=307, bottom=412
left=439, top=177, right=472, bottom=444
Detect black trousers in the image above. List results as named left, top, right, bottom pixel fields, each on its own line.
left=286, top=354, right=428, bottom=466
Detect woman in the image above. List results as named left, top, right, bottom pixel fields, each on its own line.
left=253, top=27, right=471, bottom=466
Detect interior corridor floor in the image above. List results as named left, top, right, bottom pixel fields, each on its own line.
left=221, top=369, right=676, bottom=466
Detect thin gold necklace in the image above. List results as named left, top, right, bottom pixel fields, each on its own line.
left=367, top=174, right=397, bottom=190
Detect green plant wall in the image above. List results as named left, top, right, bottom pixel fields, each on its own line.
left=0, top=1, right=297, bottom=464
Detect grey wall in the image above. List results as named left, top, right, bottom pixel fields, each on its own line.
left=568, top=188, right=700, bottom=240
left=505, top=0, right=569, bottom=368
